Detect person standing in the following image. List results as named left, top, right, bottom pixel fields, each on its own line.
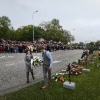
left=40, top=45, right=53, bottom=89
left=25, top=50, right=35, bottom=83
left=98, top=51, right=100, bottom=61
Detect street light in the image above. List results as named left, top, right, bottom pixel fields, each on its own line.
left=32, top=10, right=38, bottom=42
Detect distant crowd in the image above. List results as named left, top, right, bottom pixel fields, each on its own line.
left=0, top=39, right=83, bottom=53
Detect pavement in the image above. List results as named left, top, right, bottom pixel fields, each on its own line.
left=0, top=50, right=83, bottom=96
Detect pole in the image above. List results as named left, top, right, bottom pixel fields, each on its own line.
left=32, top=10, right=38, bottom=42
left=68, top=63, right=71, bottom=84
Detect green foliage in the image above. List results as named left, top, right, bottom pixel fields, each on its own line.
left=0, top=16, right=12, bottom=39
left=95, top=41, right=100, bottom=47
left=34, top=26, right=45, bottom=40
left=39, top=18, right=74, bottom=42
left=0, top=16, right=74, bottom=43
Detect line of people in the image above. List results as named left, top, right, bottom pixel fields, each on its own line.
left=0, top=42, right=69, bottom=53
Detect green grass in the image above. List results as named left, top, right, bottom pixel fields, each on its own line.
left=0, top=52, right=100, bottom=100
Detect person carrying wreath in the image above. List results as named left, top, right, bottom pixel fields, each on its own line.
left=25, top=50, right=35, bottom=83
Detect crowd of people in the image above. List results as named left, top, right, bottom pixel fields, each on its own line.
left=0, top=39, right=83, bottom=53
left=1, top=39, right=99, bottom=89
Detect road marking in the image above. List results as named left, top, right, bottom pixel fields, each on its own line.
left=5, top=63, right=15, bottom=66
left=53, top=61, right=61, bottom=63
left=0, top=56, right=13, bottom=59
left=0, top=56, right=6, bottom=58
left=7, top=56, right=13, bottom=58
left=53, top=58, right=68, bottom=64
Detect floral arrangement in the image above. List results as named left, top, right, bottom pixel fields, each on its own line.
left=31, top=56, right=42, bottom=67
left=52, top=70, right=67, bottom=82
left=66, top=62, right=83, bottom=75
left=52, top=74, right=67, bottom=82
left=70, top=66, right=83, bottom=75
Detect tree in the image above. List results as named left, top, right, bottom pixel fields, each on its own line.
left=15, top=25, right=45, bottom=41
left=62, top=30, right=75, bottom=43
left=79, top=42, right=84, bottom=46
left=39, top=19, right=63, bottom=41
left=95, top=41, right=100, bottom=47
left=39, top=18, right=75, bottom=43
left=15, top=25, right=33, bottom=41
left=0, top=16, right=75, bottom=42
left=0, top=16, right=12, bottom=39
left=33, top=26, right=45, bottom=40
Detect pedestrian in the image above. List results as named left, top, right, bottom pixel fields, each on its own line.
left=98, top=51, right=100, bottom=61
left=25, top=50, right=35, bottom=83
left=39, top=45, right=53, bottom=89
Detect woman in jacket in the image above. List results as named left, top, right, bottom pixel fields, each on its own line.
left=25, top=50, right=34, bottom=83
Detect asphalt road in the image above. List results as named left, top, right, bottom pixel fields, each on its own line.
left=0, top=50, right=82, bottom=95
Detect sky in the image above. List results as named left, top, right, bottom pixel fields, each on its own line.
left=0, top=0, right=100, bottom=43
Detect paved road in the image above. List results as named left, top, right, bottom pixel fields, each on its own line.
left=0, top=50, right=82, bottom=95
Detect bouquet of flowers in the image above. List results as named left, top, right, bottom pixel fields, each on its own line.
left=31, top=56, right=42, bottom=67
left=52, top=69, right=68, bottom=82
left=52, top=73, right=67, bottom=82
left=70, top=65, right=83, bottom=75
left=66, top=62, right=83, bottom=75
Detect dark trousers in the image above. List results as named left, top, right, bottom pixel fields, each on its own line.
left=26, top=72, right=34, bottom=83
left=43, top=65, right=51, bottom=86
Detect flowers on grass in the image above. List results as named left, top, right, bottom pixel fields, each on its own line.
left=66, top=62, right=84, bottom=75
left=52, top=74, right=67, bottom=82
left=70, top=67, right=83, bottom=75
left=52, top=70, right=67, bottom=82
left=31, top=56, right=42, bottom=67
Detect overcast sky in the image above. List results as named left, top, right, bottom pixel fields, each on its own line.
left=0, top=0, right=100, bottom=43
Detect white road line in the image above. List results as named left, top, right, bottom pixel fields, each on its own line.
left=7, top=56, right=13, bottom=58
left=0, top=56, right=6, bottom=58
left=5, top=63, right=15, bottom=66
left=0, top=56, right=13, bottom=59
left=53, top=61, right=61, bottom=63
left=53, top=58, right=68, bottom=64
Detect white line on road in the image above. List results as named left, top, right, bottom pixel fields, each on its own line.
left=7, top=56, right=13, bottom=58
left=5, top=63, right=15, bottom=66
left=53, top=61, right=61, bottom=63
left=0, top=56, right=6, bottom=58
left=0, top=56, right=13, bottom=59
left=53, top=58, right=68, bottom=64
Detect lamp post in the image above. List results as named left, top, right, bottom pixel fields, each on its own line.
left=32, top=10, right=38, bottom=42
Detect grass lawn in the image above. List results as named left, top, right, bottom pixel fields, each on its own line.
left=0, top=51, right=100, bottom=100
